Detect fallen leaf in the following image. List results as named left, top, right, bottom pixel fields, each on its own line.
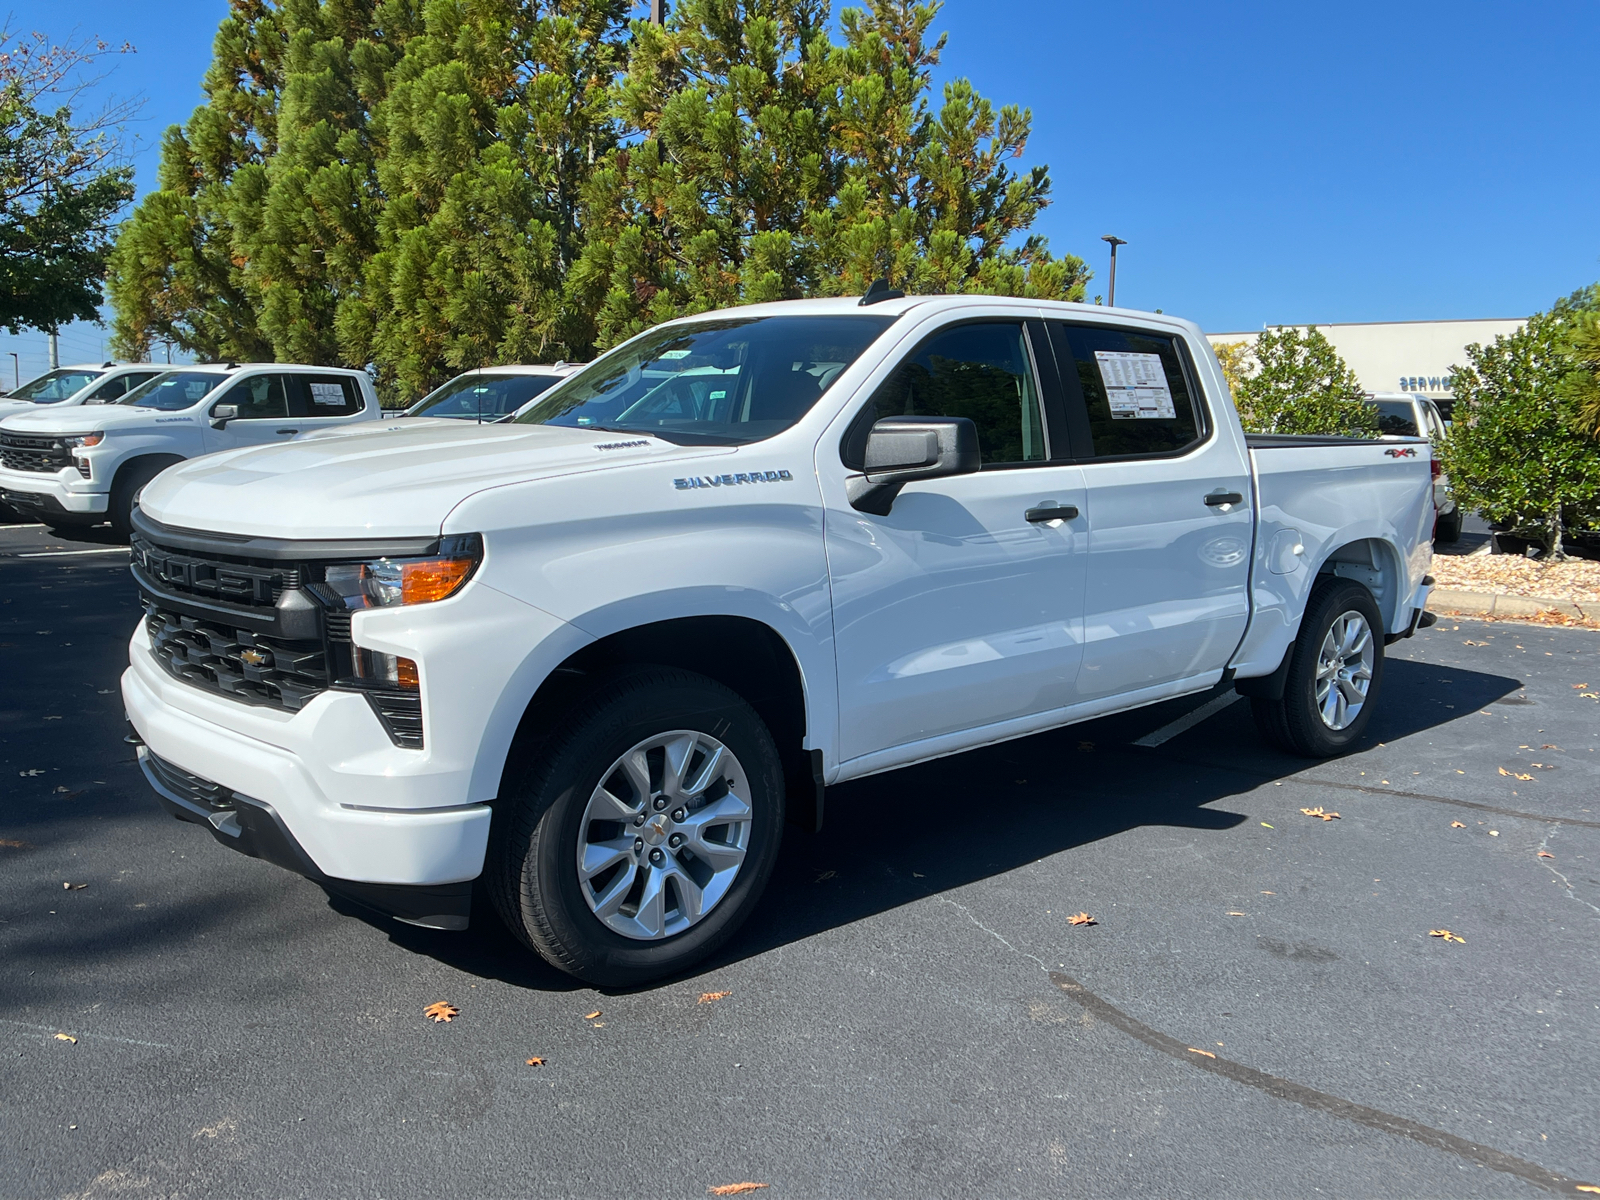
left=62, top=881, right=87, bottom=890
left=19, top=769, right=44, bottom=777
left=1498, top=767, right=1534, bottom=781
left=1541, top=744, right=1559, bottom=750
left=698, top=991, right=732, bottom=1004
left=1428, top=930, right=1465, bottom=943
left=1299, top=807, right=1341, bottom=821
left=708, top=1185, right=769, bottom=1196
left=53, top=1033, right=77, bottom=1043
left=1450, top=821, right=1466, bottom=828
left=1489, top=830, right=1500, bottom=837
left=1573, top=683, right=1590, bottom=689
left=1225, top=911, right=1247, bottom=917
left=1582, top=693, right=1599, bottom=700
left=0, top=838, right=29, bottom=849
left=1186, top=1047, right=1216, bottom=1058
left=423, top=1002, right=458, bottom=1023
left=525, top=1057, right=545, bottom=1066
left=1259, top=822, right=1274, bottom=829
left=1538, top=851, right=1554, bottom=859
left=911, top=872, right=924, bottom=878
left=1573, top=1185, right=1600, bottom=1194
left=1067, top=912, right=1097, bottom=926
left=583, top=1010, right=602, bottom=1020
left=1259, top=890, right=1275, bottom=895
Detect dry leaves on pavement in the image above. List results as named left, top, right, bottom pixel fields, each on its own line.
left=1429, top=930, right=1465, bottom=943
left=1067, top=912, right=1097, bottom=926
left=1451, top=821, right=1466, bottom=828
left=583, top=1010, right=602, bottom=1020
left=423, top=1002, right=459, bottom=1023
left=53, top=1033, right=76, bottom=1043
left=0, top=838, right=30, bottom=849
left=708, top=1184, right=770, bottom=1196
left=1498, top=767, right=1534, bottom=781
left=1538, top=851, right=1555, bottom=859
left=1300, top=807, right=1340, bottom=821
left=698, top=992, right=732, bottom=1004
left=61, top=881, right=86, bottom=890
left=1186, top=1047, right=1216, bottom=1058
left=525, top=1057, right=545, bottom=1067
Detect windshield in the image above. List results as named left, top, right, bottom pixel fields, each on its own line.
left=407, top=372, right=563, bottom=420
left=513, top=314, right=896, bottom=445
left=1367, top=400, right=1419, bottom=436
left=117, top=370, right=229, bottom=411
left=8, top=368, right=103, bottom=403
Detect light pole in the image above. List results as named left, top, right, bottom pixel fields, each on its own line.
left=1101, top=235, right=1126, bottom=307
left=7, top=352, right=17, bottom=390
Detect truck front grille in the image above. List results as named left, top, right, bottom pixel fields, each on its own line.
left=0, top=431, right=69, bottom=473
left=145, top=605, right=329, bottom=711
left=131, top=534, right=300, bottom=608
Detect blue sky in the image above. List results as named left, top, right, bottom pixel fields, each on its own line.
left=5, top=0, right=1598, bottom=381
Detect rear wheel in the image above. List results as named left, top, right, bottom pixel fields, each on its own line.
left=487, top=667, right=785, bottom=986
left=1252, top=578, right=1385, bottom=757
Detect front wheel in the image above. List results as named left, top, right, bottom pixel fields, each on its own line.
left=1252, top=578, right=1385, bottom=757
left=487, top=667, right=786, bottom=986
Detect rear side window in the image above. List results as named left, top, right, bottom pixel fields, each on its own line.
left=89, top=376, right=130, bottom=401
left=292, top=374, right=364, bottom=417
left=845, top=321, right=1046, bottom=468
left=1050, top=323, right=1202, bottom=458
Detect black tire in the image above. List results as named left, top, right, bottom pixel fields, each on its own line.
left=109, top=457, right=177, bottom=538
left=487, top=667, right=786, bottom=986
left=1434, top=506, right=1463, bottom=543
left=1252, top=577, right=1386, bottom=758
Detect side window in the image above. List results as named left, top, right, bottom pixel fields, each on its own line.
left=846, top=321, right=1046, bottom=468
left=220, top=374, right=290, bottom=420
left=88, top=376, right=129, bottom=401
left=291, top=374, right=364, bottom=418
left=1053, top=323, right=1202, bottom=459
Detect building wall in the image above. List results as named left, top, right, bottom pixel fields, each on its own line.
left=1206, top=318, right=1526, bottom=401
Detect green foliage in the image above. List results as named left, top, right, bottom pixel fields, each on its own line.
left=111, top=0, right=1084, bottom=396
left=1230, top=326, right=1378, bottom=436
left=1557, top=308, right=1600, bottom=440
left=0, top=28, right=136, bottom=334
left=1439, top=286, right=1600, bottom=559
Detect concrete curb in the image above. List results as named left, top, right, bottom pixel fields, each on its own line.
left=1427, top=587, right=1593, bottom=621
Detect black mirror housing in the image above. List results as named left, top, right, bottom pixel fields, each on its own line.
left=847, top=416, right=981, bottom=515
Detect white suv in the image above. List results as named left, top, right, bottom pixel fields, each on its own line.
left=1365, top=392, right=1458, bottom=542
left=0, top=362, right=379, bottom=535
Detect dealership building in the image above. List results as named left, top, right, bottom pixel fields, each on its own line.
left=1205, top=317, right=1526, bottom=413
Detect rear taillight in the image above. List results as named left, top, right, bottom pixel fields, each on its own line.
left=1431, top=458, right=1441, bottom=479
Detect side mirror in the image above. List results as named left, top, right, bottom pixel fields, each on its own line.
left=847, top=416, right=981, bottom=515
left=210, top=403, right=239, bottom=430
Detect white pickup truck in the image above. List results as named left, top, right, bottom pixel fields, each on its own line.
left=0, top=362, right=379, bottom=534
left=122, top=294, right=1435, bottom=985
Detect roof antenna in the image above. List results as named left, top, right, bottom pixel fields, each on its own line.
left=859, top=277, right=905, bottom=307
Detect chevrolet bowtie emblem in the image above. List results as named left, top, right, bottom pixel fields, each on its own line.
left=240, top=648, right=269, bottom=667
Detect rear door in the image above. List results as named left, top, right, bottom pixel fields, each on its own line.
left=1045, top=320, right=1252, bottom=702
left=827, top=316, right=1089, bottom=763
left=287, top=373, right=371, bottom=433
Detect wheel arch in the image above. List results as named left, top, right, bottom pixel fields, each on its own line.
left=1314, top=535, right=1408, bottom=633
left=111, top=452, right=186, bottom=498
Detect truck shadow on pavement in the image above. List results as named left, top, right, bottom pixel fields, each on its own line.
left=365, top=656, right=1523, bottom=993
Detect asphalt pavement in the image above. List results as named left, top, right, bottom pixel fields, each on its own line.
left=2, top=519, right=1597, bottom=1199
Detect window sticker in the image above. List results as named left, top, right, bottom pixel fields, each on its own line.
left=1093, top=350, right=1175, bottom=419
left=310, top=381, right=347, bottom=406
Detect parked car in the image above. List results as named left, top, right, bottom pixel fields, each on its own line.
left=397, top=364, right=584, bottom=423
left=0, top=363, right=380, bottom=535
left=122, top=295, right=1435, bottom=985
left=1364, top=391, right=1459, bottom=542
left=0, top=362, right=166, bottom=421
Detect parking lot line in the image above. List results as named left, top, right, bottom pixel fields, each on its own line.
left=1131, top=691, right=1244, bottom=747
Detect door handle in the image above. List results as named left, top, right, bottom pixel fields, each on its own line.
left=1204, top=491, right=1244, bottom=507
left=1025, top=503, right=1079, bottom=523
left=276, top=428, right=300, bottom=436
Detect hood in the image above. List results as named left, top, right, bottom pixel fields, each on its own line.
left=139, top=420, right=731, bottom=538
left=1, top=401, right=184, bottom=435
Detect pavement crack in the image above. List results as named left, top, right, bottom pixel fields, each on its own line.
left=930, top=892, right=1051, bottom=973
left=1537, top=825, right=1600, bottom=919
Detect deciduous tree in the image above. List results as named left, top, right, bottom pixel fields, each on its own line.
left=1231, top=326, right=1377, bottom=437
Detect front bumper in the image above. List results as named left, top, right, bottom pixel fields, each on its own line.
left=138, top=745, right=475, bottom=929
left=0, top=465, right=108, bottom=516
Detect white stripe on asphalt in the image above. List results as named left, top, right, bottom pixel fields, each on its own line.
left=14, top=547, right=130, bottom=558
left=1132, top=691, right=1244, bottom=748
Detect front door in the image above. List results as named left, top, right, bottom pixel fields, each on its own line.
left=827, top=318, right=1088, bottom=764
left=203, top=373, right=298, bottom=453
left=1046, top=320, right=1252, bottom=701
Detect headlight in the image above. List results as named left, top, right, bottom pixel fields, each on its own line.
left=63, top=433, right=105, bottom=449
left=322, top=533, right=483, bottom=609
